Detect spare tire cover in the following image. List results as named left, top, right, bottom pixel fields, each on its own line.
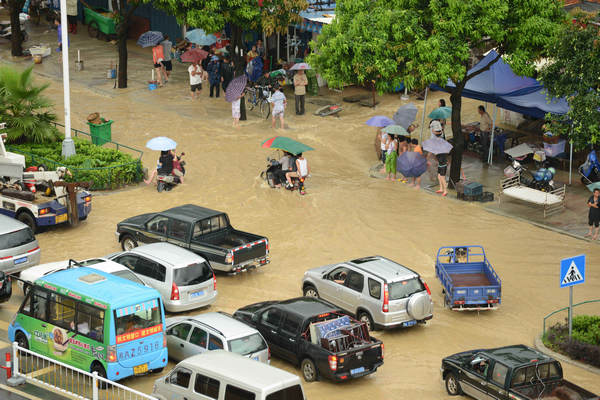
left=407, top=292, right=432, bottom=320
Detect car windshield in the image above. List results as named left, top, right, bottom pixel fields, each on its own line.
left=266, top=385, right=304, bottom=400
left=388, top=278, right=425, bottom=300
left=173, top=262, right=213, bottom=286
left=115, top=299, right=162, bottom=336
left=110, top=269, right=145, bottom=286
left=228, top=333, right=267, bottom=356
left=0, top=228, right=35, bottom=249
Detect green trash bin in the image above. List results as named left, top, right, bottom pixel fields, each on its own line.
left=87, top=119, right=113, bottom=146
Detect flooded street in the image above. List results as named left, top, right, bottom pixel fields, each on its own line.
left=1, top=58, right=599, bottom=399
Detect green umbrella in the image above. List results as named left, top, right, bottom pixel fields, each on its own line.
left=261, top=136, right=314, bottom=155
left=381, top=124, right=409, bottom=136
left=428, top=106, right=452, bottom=119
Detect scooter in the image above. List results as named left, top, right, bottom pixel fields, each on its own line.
left=0, top=13, right=30, bottom=42
left=579, top=150, right=600, bottom=184
left=504, top=160, right=556, bottom=192
left=157, top=154, right=185, bottom=193
left=260, top=157, right=307, bottom=195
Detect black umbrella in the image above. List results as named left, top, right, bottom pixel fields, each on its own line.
left=225, top=75, right=248, bottom=103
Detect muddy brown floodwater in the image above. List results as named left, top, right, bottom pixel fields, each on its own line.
left=2, top=63, right=599, bottom=400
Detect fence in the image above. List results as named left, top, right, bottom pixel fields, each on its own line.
left=11, top=342, right=158, bottom=400
left=542, top=299, right=600, bottom=335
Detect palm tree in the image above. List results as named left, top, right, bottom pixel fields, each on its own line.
left=0, top=66, right=61, bottom=144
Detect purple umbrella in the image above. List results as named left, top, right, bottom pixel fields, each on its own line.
left=365, top=116, right=394, bottom=128
left=225, top=75, right=248, bottom=103
left=423, top=137, right=453, bottom=155
left=396, top=151, right=428, bottom=177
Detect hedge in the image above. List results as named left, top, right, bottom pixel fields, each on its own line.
left=544, top=315, right=600, bottom=368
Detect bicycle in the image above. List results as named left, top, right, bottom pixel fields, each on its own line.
left=246, top=85, right=271, bottom=119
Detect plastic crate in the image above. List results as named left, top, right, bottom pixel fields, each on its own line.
left=87, top=120, right=113, bottom=146
left=543, top=139, right=566, bottom=157
left=464, top=182, right=483, bottom=196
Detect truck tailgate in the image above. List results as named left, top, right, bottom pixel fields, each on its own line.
left=336, top=341, right=383, bottom=377
left=232, top=238, right=268, bottom=265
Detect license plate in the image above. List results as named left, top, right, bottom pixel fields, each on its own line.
left=190, top=290, right=204, bottom=298
left=56, top=214, right=68, bottom=223
left=252, top=356, right=259, bottom=361
left=351, top=367, right=365, bottom=375
left=403, top=320, right=417, bottom=327
left=133, top=363, right=148, bottom=375
left=14, top=257, right=27, bottom=265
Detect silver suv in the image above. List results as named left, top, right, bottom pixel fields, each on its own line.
left=0, top=215, right=40, bottom=274
left=302, top=256, right=433, bottom=330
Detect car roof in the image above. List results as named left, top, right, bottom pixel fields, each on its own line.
left=128, top=243, right=205, bottom=266
left=38, top=267, right=160, bottom=308
left=0, top=215, right=31, bottom=235
left=276, top=297, right=340, bottom=320
left=161, top=204, right=223, bottom=223
left=346, top=256, right=418, bottom=282
left=480, top=345, right=554, bottom=368
left=170, top=312, right=258, bottom=339
left=180, top=350, right=300, bottom=390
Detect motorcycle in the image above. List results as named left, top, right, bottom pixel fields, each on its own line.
left=579, top=150, right=600, bottom=185
left=157, top=153, right=185, bottom=193
left=504, top=160, right=556, bottom=192
left=0, top=13, right=30, bottom=42
left=260, top=156, right=307, bottom=195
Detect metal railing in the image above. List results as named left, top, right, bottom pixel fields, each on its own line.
left=12, top=342, right=158, bottom=400
left=542, top=299, right=600, bottom=334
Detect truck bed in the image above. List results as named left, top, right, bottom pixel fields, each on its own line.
left=448, top=272, right=492, bottom=287
left=514, top=380, right=599, bottom=400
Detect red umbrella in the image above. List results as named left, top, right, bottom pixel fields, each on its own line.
left=181, top=48, right=209, bottom=63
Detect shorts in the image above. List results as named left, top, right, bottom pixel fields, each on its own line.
left=190, top=83, right=202, bottom=92
left=589, top=214, right=600, bottom=227
left=273, top=109, right=284, bottom=117
left=161, top=60, right=172, bottom=71
left=173, top=169, right=184, bottom=177
left=154, top=63, right=162, bottom=68
left=438, top=164, right=447, bottom=176
left=385, top=152, right=397, bottom=174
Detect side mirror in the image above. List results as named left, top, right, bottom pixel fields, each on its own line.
left=251, top=314, right=259, bottom=323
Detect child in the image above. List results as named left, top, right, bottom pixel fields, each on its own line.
left=232, top=95, right=242, bottom=128
left=269, top=84, right=287, bottom=129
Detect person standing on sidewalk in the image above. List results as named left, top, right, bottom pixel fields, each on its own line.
left=293, top=70, right=308, bottom=115
left=586, top=188, right=600, bottom=239
left=207, top=56, right=222, bottom=98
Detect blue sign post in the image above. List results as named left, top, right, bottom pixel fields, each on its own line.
left=560, top=255, right=586, bottom=338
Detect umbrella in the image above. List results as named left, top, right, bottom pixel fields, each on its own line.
left=396, top=151, right=428, bottom=177
left=137, top=31, right=163, bottom=48
left=428, top=106, right=452, bottom=120
left=365, top=116, right=394, bottom=128
left=185, top=29, right=217, bottom=46
left=393, top=103, right=418, bottom=129
left=423, top=137, right=453, bottom=155
left=261, top=136, right=314, bottom=155
left=381, top=124, right=409, bottom=136
left=587, top=182, right=600, bottom=192
left=225, top=75, right=248, bottom=103
left=290, top=63, right=311, bottom=71
left=146, top=136, right=177, bottom=151
left=181, top=48, right=209, bottom=63
left=504, top=143, right=534, bottom=158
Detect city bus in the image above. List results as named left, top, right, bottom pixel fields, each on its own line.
left=8, top=267, right=168, bottom=381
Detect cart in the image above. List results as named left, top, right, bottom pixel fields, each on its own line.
left=83, top=6, right=116, bottom=40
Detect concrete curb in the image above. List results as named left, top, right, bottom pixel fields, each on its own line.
left=533, top=335, right=600, bottom=375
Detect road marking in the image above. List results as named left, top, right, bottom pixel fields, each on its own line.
left=0, top=382, right=45, bottom=400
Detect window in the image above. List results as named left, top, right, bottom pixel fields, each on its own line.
left=194, top=374, right=220, bottom=399
left=388, top=278, right=425, bottom=300
left=280, top=316, right=300, bottom=335
left=208, top=335, right=223, bottom=350
left=110, top=269, right=146, bottom=286
left=169, top=219, right=189, bottom=241
left=195, top=215, right=228, bottom=237
left=368, top=278, right=381, bottom=299
left=147, top=215, right=169, bottom=234
left=189, top=327, right=207, bottom=348
left=260, top=308, right=282, bottom=329
left=228, top=333, right=267, bottom=356
left=115, top=299, right=162, bottom=336
left=169, top=367, right=192, bottom=388
left=116, top=255, right=165, bottom=282
left=225, top=385, right=255, bottom=400
left=327, top=266, right=350, bottom=285
left=266, top=385, right=304, bottom=400
left=173, top=262, right=213, bottom=286
left=76, top=303, right=105, bottom=342
left=31, top=289, right=47, bottom=320
left=346, top=271, right=364, bottom=292
left=0, top=227, right=35, bottom=249
left=48, top=293, right=76, bottom=330
left=168, top=323, right=192, bottom=340
left=511, top=367, right=526, bottom=387
left=491, top=362, right=509, bottom=386
left=20, top=291, right=32, bottom=314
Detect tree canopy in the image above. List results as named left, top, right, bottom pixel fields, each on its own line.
left=540, top=14, right=600, bottom=150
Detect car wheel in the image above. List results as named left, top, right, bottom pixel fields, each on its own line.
left=157, top=181, right=165, bottom=192
left=17, top=212, right=37, bottom=233
left=445, top=372, right=462, bottom=395
left=121, top=235, right=138, bottom=251
left=301, top=358, right=318, bottom=382
left=15, top=331, right=28, bottom=350
left=91, top=362, right=107, bottom=389
left=357, top=311, right=375, bottom=331
left=303, top=285, right=319, bottom=298
left=152, top=367, right=164, bottom=373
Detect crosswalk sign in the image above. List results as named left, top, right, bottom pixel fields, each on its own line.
left=560, top=255, right=585, bottom=288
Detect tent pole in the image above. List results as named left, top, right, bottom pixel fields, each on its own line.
left=420, top=87, right=429, bottom=143
left=569, top=139, right=573, bottom=185
left=277, top=33, right=280, bottom=60
left=488, top=104, right=498, bottom=165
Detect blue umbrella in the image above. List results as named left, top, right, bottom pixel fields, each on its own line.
left=428, top=106, right=452, bottom=120
left=423, top=137, right=453, bottom=155
left=393, top=103, right=418, bottom=129
left=396, top=152, right=428, bottom=177
left=146, top=136, right=177, bottom=151
left=365, top=116, right=394, bottom=128
left=185, top=29, right=217, bottom=46
left=137, top=31, right=164, bottom=48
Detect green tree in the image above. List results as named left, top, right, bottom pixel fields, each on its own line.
left=540, top=14, right=600, bottom=150
left=310, top=0, right=564, bottom=182
left=0, top=66, right=61, bottom=144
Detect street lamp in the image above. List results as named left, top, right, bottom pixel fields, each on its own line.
left=60, top=0, right=75, bottom=158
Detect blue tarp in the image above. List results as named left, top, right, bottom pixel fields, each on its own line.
left=497, top=90, right=569, bottom=119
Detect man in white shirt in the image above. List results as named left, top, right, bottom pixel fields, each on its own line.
left=188, top=61, right=203, bottom=100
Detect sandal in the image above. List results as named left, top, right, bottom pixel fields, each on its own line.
left=435, top=190, right=443, bottom=193
left=442, top=193, right=448, bottom=197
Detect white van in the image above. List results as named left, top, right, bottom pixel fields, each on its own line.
left=152, top=350, right=306, bottom=400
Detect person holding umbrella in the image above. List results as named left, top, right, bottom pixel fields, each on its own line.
left=293, top=69, right=308, bottom=115
left=423, top=122, right=451, bottom=196
left=385, top=134, right=398, bottom=181
left=152, top=42, right=167, bottom=87
left=226, top=75, right=248, bottom=127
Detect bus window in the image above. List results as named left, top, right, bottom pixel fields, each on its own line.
left=31, top=289, right=48, bottom=321
left=77, top=303, right=105, bottom=342
left=115, top=300, right=162, bottom=336
left=48, top=293, right=76, bottom=331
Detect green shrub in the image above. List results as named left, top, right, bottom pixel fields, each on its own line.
left=545, top=314, right=600, bottom=367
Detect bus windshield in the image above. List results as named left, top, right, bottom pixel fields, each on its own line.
left=115, top=299, right=162, bottom=339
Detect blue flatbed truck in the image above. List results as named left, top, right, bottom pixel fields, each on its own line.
left=435, top=246, right=501, bottom=311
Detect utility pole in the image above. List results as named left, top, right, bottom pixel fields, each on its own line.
left=60, top=0, right=76, bottom=158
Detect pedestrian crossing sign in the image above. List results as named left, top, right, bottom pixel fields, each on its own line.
left=560, top=255, right=585, bottom=288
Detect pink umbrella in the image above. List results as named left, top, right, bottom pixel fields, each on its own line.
left=290, top=63, right=311, bottom=71
left=181, top=48, right=209, bottom=63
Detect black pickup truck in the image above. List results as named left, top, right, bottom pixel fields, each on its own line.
left=116, top=204, right=270, bottom=273
left=441, top=344, right=599, bottom=400
left=234, top=297, right=384, bottom=382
